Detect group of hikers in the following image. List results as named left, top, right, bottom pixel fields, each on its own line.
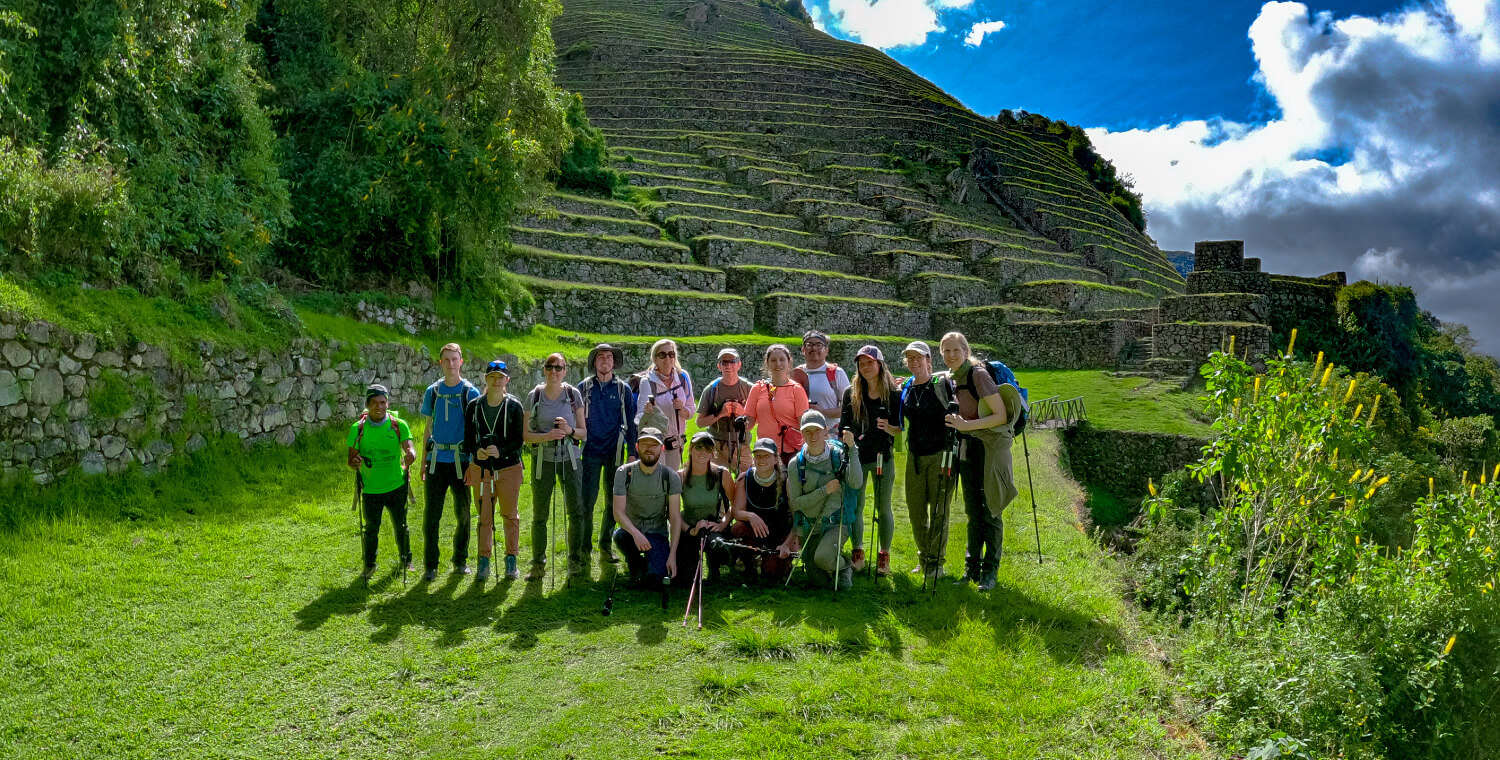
left=344, top=329, right=1027, bottom=598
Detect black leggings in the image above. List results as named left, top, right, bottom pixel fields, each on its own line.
left=362, top=486, right=412, bottom=569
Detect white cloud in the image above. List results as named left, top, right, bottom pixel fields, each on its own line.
left=1088, top=0, right=1500, bottom=355
left=822, top=0, right=975, bottom=49
left=964, top=19, right=1006, bottom=46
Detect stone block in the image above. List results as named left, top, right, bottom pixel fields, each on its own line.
left=58, top=354, right=82, bottom=375
left=100, top=435, right=127, bottom=459
left=3, top=341, right=32, bottom=367
left=0, top=370, right=18, bottom=406
left=1193, top=240, right=1246, bottom=272
left=74, top=335, right=97, bottom=360
left=26, top=368, right=65, bottom=407
left=24, top=321, right=51, bottom=344
left=80, top=451, right=107, bottom=475
left=66, top=398, right=89, bottom=420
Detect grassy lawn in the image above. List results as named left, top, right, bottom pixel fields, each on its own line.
left=0, top=422, right=1204, bottom=759
left=1022, top=370, right=1210, bottom=438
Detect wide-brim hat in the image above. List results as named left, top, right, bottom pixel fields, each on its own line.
left=586, top=343, right=625, bottom=372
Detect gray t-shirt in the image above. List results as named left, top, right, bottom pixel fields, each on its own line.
left=612, top=461, right=682, bottom=536
left=525, top=384, right=583, bottom=462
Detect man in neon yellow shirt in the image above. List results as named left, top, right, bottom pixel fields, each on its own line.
left=347, top=384, right=417, bottom=577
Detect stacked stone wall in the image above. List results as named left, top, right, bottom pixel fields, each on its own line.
left=534, top=285, right=753, bottom=337
left=1061, top=423, right=1208, bottom=498
left=1152, top=322, right=1271, bottom=362
left=938, top=317, right=1149, bottom=369
left=1158, top=293, right=1269, bottom=324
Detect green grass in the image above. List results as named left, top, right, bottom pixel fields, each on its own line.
left=0, top=426, right=1203, bottom=758
left=1022, top=370, right=1210, bottom=437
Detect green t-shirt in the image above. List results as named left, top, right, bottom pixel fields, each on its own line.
left=347, top=414, right=413, bottom=495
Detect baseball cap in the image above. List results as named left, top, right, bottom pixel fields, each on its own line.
left=638, top=427, right=666, bottom=445
left=902, top=340, right=931, bottom=358
left=855, top=345, right=884, bottom=363
left=485, top=359, right=509, bottom=377
left=799, top=409, right=828, bottom=431
left=753, top=438, right=778, bottom=454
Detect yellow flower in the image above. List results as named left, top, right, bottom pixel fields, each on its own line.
left=1286, top=328, right=1298, bottom=356
left=1254, top=376, right=1262, bottom=401
left=1352, top=403, right=1364, bottom=422
left=1345, top=379, right=1357, bottom=402
left=1321, top=364, right=1333, bottom=388
left=1368, top=394, right=1381, bottom=425
left=1444, top=635, right=1456, bottom=656
left=1148, top=479, right=1157, bottom=497
left=1469, top=525, right=1476, bottom=539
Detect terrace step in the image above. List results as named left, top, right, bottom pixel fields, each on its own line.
left=665, top=215, right=822, bottom=249
left=802, top=215, right=906, bottom=238
left=854, top=250, right=966, bottom=280
left=522, top=276, right=753, bottom=337
left=826, top=166, right=912, bottom=189
left=645, top=203, right=804, bottom=231
left=803, top=150, right=889, bottom=170
left=627, top=172, right=738, bottom=193
left=969, top=257, right=1109, bottom=287
left=831, top=231, right=934, bottom=257
left=692, top=236, right=855, bottom=274
left=754, top=293, right=931, bottom=337
left=944, top=238, right=1087, bottom=266
left=654, top=186, right=777, bottom=213
left=612, top=158, right=727, bottom=183
left=508, top=227, right=692, bottom=265
left=781, top=198, right=888, bottom=224
left=517, top=211, right=662, bottom=240
left=899, top=273, right=998, bottom=310
left=542, top=192, right=643, bottom=221
left=761, top=179, right=859, bottom=205
left=726, top=266, right=897, bottom=301
left=507, top=245, right=725, bottom=293
left=1005, top=280, right=1159, bottom=312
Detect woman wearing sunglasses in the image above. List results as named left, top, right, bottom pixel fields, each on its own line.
left=631, top=338, right=695, bottom=471
left=522, top=353, right=588, bottom=581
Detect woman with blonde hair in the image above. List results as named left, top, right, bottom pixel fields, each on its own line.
left=939, top=331, right=1021, bottom=592
left=632, top=338, right=695, bottom=470
left=839, top=345, right=903, bottom=576
left=522, top=352, right=587, bottom=582
left=742, top=343, right=809, bottom=464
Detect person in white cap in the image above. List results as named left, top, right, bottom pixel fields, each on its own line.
left=839, top=344, right=903, bottom=576
left=787, top=409, right=862, bottom=591
left=899, top=340, right=957, bottom=582
left=696, top=347, right=753, bottom=473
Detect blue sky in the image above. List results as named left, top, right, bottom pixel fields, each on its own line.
left=805, top=0, right=1500, bottom=356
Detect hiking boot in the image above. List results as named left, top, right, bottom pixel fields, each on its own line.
left=837, top=565, right=854, bottom=591
left=600, top=540, right=619, bottom=563
left=525, top=561, right=546, bottom=581
left=850, top=548, right=866, bottom=571
left=453, top=563, right=471, bottom=575
left=475, top=557, right=491, bottom=582
left=361, top=565, right=377, bottom=579
left=503, top=554, right=519, bottom=580
left=954, top=567, right=980, bottom=586
left=568, top=559, right=584, bottom=577
left=977, top=566, right=999, bottom=592
left=421, top=569, right=438, bottom=583
left=876, top=551, right=891, bottom=577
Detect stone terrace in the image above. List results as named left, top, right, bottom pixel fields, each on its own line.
left=504, top=0, right=1190, bottom=368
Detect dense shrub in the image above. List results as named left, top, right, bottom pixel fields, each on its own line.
left=0, top=0, right=289, bottom=286
left=1136, top=336, right=1500, bottom=758
left=552, top=94, right=623, bottom=196
left=251, top=0, right=569, bottom=304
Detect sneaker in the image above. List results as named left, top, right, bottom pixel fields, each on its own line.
left=977, top=568, right=998, bottom=592
left=850, top=548, right=866, bottom=572
left=421, top=569, right=438, bottom=583
left=525, top=561, right=546, bottom=581
left=953, top=568, right=979, bottom=586
left=504, top=554, right=519, bottom=580
left=876, top=551, right=891, bottom=577
left=475, top=557, right=491, bottom=582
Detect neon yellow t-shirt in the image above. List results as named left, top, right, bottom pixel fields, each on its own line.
left=347, top=414, right=412, bottom=495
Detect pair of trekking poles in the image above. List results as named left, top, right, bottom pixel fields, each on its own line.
left=349, top=461, right=414, bottom=589
left=919, top=430, right=1044, bottom=594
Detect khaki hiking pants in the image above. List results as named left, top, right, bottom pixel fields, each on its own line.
left=476, top=463, right=522, bottom=558
left=905, top=451, right=949, bottom=568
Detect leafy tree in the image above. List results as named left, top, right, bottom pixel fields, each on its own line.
left=252, top=0, right=570, bottom=299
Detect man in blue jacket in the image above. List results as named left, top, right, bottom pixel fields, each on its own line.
left=578, top=343, right=638, bottom=565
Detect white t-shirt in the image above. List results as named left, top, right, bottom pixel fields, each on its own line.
left=802, top=362, right=850, bottom=421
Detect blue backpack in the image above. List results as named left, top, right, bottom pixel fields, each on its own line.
left=793, top=441, right=860, bottom=529
left=959, top=360, right=1030, bottom=433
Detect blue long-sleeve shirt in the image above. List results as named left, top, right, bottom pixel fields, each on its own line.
left=579, top=375, right=638, bottom=459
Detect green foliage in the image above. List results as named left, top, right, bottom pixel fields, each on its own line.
left=995, top=110, right=1146, bottom=232
left=1136, top=345, right=1500, bottom=758
left=758, top=0, right=815, bottom=24
left=551, top=94, right=623, bottom=196
left=88, top=369, right=134, bottom=419
left=0, top=0, right=289, bottom=285
left=251, top=0, right=569, bottom=300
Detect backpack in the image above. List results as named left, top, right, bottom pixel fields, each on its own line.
left=631, top=369, right=688, bottom=441
left=958, top=360, right=1029, bottom=433
left=624, top=461, right=671, bottom=491
left=581, top=375, right=631, bottom=458
left=793, top=441, right=860, bottom=527
left=791, top=363, right=840, bottom=398
left=901, top=374, right=953, bottom=413
left=427, top=378, right=477, bottom=423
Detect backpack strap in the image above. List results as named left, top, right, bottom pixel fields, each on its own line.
left=824, top=363, right=838, bottom=385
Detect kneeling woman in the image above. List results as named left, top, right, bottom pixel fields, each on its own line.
left=674, top=432, right=734, bottom=588
left=729, top=438, right=797, bottom=584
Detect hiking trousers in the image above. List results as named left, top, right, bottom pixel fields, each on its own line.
left=958, top=429, right=1018, bottom=575
left=852, top=461, right=895, bottom=553
left=906, top=451, right=950, bottom=568
left=476, top=463, right=522, bottom=559
left=802, top=520, right=851, bottom=588
left=582, top=449, right=623, bottom=553
left=423, top=464, right=471, bottom=571
left=614, top=529, right=671, bottom=582
left=531, top=455, right=584, bottom=566
left=361, top=485, right=412, bottom=569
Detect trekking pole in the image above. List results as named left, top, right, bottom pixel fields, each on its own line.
left=601, top=568, right=617, bottom=616
left=871, top=453, right=884, bottom=578
left=550, top=439, right=560, bottom=594
left=353, top=469, right=365, bottom=585
left=786, top=520, right=823, bottom=588
left=1021, top=430, right=1042, bottom=565
left=683, top=533, right=706, bottom=627
left=402, top=465, right=412, bottom=588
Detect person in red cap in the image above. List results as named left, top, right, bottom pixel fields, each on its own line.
left=839, top=345, right=903, bottom=576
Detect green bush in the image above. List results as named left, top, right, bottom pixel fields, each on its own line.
left=1136, top=340, right=1500, bottom=758
left=552, top=94, right=623, bottom=196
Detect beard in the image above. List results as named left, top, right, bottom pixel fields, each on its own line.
left=638, top=449, right=661, bottom=467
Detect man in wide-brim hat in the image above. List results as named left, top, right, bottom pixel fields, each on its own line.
left=578, top=342, right=638, bottom=566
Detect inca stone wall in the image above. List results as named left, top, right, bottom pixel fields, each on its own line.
left=935, top=313, right=1148, bottom=369
left=1060, top=422, right=1209, bottom=498
left=1158, top=293, right=1269, bottom=325
left=1152, top=322, right=1271, bottom=362
left=0, top=312, right=444, bottom=484
left=531, top=284, right=754, bottom=337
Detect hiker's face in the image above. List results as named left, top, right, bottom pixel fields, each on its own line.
left=439, top=351, right=462, bottom=376
left=753, top=450, right=775, bottom=470
left=637, top=439, right=663, bottom=465
left=765, top=350, right=790, bottom=375
left=718, top=355, right=740, bottom=380
left=801, top=426, right=825, bottom=446
left=802, top=340, right=828, bottom=366
left=940, top=338, right=967, bottom=370
left=856, top=355, right=880, bottom=381
left=594, top=352, right=614, bottom=376
left=365, top=395, right=389, bottom=420
left=653, top=346, right=676, bottom=374
left=690, top=445, right=713, bottom=468
left=485, top=373, right=509, bottom=394
left=904, top=352, right=929, bottom=374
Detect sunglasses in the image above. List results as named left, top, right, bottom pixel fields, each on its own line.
left=718, top=358, right=740, bottom=365
left=656, top=351, right=676, bottom=358
left=543, top=365, right=566, bottom=371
